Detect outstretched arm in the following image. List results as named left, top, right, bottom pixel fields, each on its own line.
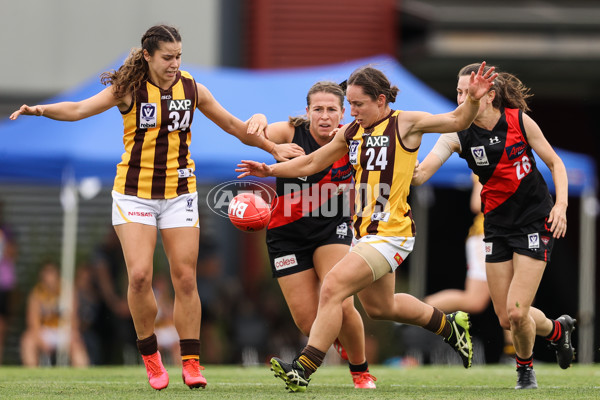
left=409, top=62, right=497, bottom=136
left=10, top=86, right=122, bottom=121
left=236, top=126, right=349, bottom=178
left=196, top=83, right=302, bottom=161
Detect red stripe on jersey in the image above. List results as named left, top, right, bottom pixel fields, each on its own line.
left=481, top=109, right=527, bottom=214
left=268, top=155, right=351, bottom=229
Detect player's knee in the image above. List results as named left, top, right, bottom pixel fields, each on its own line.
left=506, top=306, right=529, bottom=328
left=362, top=303, right=389, bottom=320
left=319, top=274, right=346, bottom=305
left=128, top=269, right=152, bottom=293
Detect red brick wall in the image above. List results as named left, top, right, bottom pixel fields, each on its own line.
left=244, top=0, right=397, bottom=69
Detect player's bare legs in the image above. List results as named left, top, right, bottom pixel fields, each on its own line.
left=313, top=244, right=367, bottom=366
left=161, top=226, right=201, bottom=340
left=115, top=223, right=169, bottom=390
left=307, top=252, right=373, bottom=352
left=115, top=223, right=158, bottom=338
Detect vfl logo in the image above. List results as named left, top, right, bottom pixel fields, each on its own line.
left=140, top=103, right=157, bottom=128
left=349, top=140, right=360, bottom=165
left=178, top=168, right=194, bottom=178
left=489, top=136, right=500, bottom=145
left=365, top=135, right=389, bottom=147
left=371, top=212, right=390, bottom=222
left=471, top=146, right=489, bottom=166
left=168, top=99, right=192, bottom=111
left=506, top=141, right=527, bottom=160
left=186, top=197, right=194, bottom=212
left=336, top=222, right=348, bottom=238
left=528, top=233, right=540, bottom=249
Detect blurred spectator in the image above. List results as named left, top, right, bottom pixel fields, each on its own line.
left=0, top=202, right=17, bottom=365
left=74, top=262, right=102, bottom=365
left=90, top=228, right=137, bottom=364
left=20, top=261, right=89, bottom=367
left=196, top=228, right=229, bottom=364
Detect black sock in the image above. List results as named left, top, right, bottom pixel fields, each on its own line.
left=516, top=354, right=533, bottom=368
left=136, top=333, right=158, bottom=356
left=180, top=338, right=200, bottom=362
left=349, top=360, right=369, bottom=373
left=545, top=319, right=562, bottom=342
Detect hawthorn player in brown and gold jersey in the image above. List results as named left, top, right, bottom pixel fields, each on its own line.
left=343, top=110, right=417, bottom=239
left=237, top=63, right=497, bottom=392
left=114, top=70, right=199, bottom=199
left=10, top=24, right=303, bottom=390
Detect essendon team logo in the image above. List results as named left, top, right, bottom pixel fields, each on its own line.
left=140, top=103, right=157, bottom=128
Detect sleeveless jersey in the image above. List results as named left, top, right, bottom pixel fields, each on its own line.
left=457, top=108, right=553, bottom=228
left=344, top=110, right=417, bottom=239
left=266, top=123, right=353, bottom=248
left=32, top=284, right=60, bottom=328
left=113, top=70, right=198, bottom=199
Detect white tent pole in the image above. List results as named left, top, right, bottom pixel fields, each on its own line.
left=578, top=189, right=597, bottom=364
left=57, top=170, right=78, bottom=366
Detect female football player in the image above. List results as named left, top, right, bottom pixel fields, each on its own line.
left=10, top=24, right=301, bottom=390
left=412, top=62, right=575, bottom=389
left=262, top=81, right=375, bottom=389
left=236, top=62, right=496, bottom=392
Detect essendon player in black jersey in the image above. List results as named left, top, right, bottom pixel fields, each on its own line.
left=413, top=63, right=575, bottom=389
left=10, top=25, right=300, bottom=391
left=262, top=82, right=376, bottom=389
left=238, top=64, right=496, bottom=392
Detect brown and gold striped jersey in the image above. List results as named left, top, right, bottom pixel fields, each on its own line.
left=113, top=70, right=197, bottom=199
left=344, top=110, right=418, bottom=239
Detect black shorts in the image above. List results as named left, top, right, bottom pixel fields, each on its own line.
left=484, top=216, right=555, bottom=263
left=267, top=221, right=352, bottom=278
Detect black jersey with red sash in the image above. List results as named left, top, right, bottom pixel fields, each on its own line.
left=457, top=108, right=553, bottom=228
left=266, top=123, right=353, bottom=250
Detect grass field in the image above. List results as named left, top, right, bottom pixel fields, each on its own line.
left=1, top=364, right=599, bottom=399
